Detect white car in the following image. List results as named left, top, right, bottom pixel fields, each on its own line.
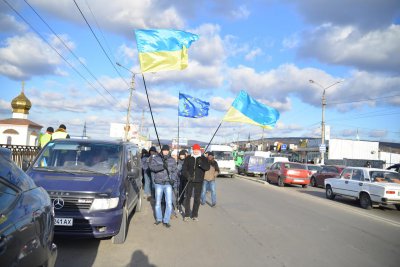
left=324, top=167, right=400, bottom=210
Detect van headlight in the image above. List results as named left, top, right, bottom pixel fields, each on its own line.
left=91, top=198, right=119, bottom=210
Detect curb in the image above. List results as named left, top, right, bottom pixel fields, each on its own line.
left=234, top=174, right=267, bottom=185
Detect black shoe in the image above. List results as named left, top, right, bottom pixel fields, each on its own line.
left=163, top=223, right=171, bottom=228
left=154, top=221, right=161, bottom=225
left=211, top=203, right=216, bottom=207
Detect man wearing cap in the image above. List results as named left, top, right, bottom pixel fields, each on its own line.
left=149, top=145, right=178, bottom=228
left=146, top=146, right=158, bottom=199
left=39, top=127, right=54, bottom=148
left=52, top=124, right=70, bottom=140
left=182, top=144, right=210, bottom=221
left=201, top=152, right=219, bottom=207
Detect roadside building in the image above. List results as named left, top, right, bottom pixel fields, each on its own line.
left=0, top=83, right=42, bottom=146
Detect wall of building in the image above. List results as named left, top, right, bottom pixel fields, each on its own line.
left=328, top=138, right=379, bottom=160
left=379, top=151, right=400, bottom=168
left=0, top=124, right=29, bottom=145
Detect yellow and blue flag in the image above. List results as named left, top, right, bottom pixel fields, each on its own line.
left=179, top=93, right=209, bottom=118
left=134, top=29, right=199, bottom=73
left=223, top=90, right=280, bottom=129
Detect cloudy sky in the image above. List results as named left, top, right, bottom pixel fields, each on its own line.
left=1, top=0, right=399, bottom=144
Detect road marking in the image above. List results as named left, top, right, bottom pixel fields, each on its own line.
left=234, top=174, right=400, bottom=228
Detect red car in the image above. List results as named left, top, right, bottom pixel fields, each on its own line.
left=310, top=165, right=345, bottom=188
left=265, top=162, right=310, bottom=188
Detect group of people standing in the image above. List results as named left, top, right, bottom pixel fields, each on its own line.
left=38, top=124, right=70, bottom=148
left=141, top=143, right=219, bottom=228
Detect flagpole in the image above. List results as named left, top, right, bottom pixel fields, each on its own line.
left=142, top=74, right=162, bottom=149
left=204, top=121, right=223, bottom=152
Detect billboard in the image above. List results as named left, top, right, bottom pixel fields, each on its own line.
left=110, top=123, right=138, bottom=140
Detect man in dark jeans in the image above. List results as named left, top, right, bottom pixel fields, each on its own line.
left=182, top=144, right=210, bottom=221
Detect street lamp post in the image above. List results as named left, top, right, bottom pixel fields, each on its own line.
left=309, top=79, right=342, bottom=164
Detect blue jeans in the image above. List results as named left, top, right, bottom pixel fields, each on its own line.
left=155, top=184, right=173, bottom=224
left=201, top=180, right=216, bottom=205
left=143, top=170, right=152, bottom=196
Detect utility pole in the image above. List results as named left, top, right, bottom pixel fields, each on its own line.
left=125, top=74, right=135, bottom=142
left=82, top=121, right=87, bottom=138
left=309, top=79, right=342, bottom=164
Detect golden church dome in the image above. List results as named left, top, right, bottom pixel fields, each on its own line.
left=11, top=82, right=32, bottom=114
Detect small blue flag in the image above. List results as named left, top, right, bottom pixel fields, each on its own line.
left=178, top=93, right=210, bottom=118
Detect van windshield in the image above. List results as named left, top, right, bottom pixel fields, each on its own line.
left=249, top=156, right=265, bottom=165
left=213, top=151, right=233, bottom=160
left=33, top=141, right=121, bottom=175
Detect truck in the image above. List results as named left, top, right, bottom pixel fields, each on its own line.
left=206, top=145, right=236, bottom=177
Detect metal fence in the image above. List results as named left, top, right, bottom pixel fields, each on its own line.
left=1, top=144, right=40, bottom=168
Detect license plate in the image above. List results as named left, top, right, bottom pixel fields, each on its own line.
left=55, top=218, right=73, bottom=226
left=294, top=179, right=304, bottom=182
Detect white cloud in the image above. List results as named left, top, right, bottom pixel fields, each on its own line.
left=0, top=33, right=63, bottom=80
left=228, top=64, right=400, bottom=111
left=29, top=0, right=185, bottom=37
left=369, top=130, right=388, bottom=138
left=287, top=0, right=400, bottom=30
left=231, top=5, right=250, bottom=20
left=0, top=99, right=10, bottom=114
left=245, top=48, right=262, bottom=61
left=0, top=13, right=27, bottom=33
left=210, top=96, right=233, bottom=112
left=298, top=24, right=400, bottom=73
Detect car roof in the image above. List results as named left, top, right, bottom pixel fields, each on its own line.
left=343, top=166, right=397, bottom=173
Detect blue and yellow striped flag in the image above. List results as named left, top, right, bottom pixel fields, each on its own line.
left=134, top=29, right=199, bottom=73
left=223, top=90, right=280, bottom=129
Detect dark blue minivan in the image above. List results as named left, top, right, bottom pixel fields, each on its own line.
left=26, top=139, right=142, bottom=244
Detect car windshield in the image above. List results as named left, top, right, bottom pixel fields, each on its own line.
left=284, top=163, right=307, bottom=170
left=369, top=171, right=400, bottom=183
left=249, top=156, right=265, bottom=165
left=33, top=141, right=121, bottom=175
left=307, top=165, right=322, bottom=171
left=213, top=151, right=233, bottom=160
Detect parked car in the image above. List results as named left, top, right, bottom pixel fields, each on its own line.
left=26, top=139, right=142, bottom=244
left=265, top=162, right=310, bottom=188
left=387, top=164, right=400, bottom=173
left=310, top=165, right=345, bottom=188
left=238, top=155, right=266, bottom=176
left=0, top=147, right=57, bottom=267
left=324, top=167, right=400, bottom=210
left=304, top=164, right=322, bottom=176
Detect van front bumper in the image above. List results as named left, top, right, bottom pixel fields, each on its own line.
left=53, top=208, right=123, bottom=238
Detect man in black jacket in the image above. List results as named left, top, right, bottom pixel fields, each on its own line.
left=182, top=144, right=210, bottom=221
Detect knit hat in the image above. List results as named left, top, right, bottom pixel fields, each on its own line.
left=192, top=144, right=201, bottom=151
left=161, top=144, right=170, bottom=151
left=179, top=150, right=187, bottom=156
left=149, top=146, right=157, bottom=152
left=208, top=151, right=214, bottom=156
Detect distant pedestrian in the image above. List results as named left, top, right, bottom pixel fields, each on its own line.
left=147, top=146, right=158, bottom=198
left=52, top=124, right=70, bottom=139
left=365, top=161, right=372, bottom=168
left=182, top=144, right=210, bottom=221
left=201, top=152, right=219, bottom=207
left=39, top=127, right=54, bottom=148
left=141, top=149, right=151, bottom=199
left=149, top=145, right=178, bottom=228
left=177, top=150, right=188, bottom=212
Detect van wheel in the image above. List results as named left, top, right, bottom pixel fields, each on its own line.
left=395, top=204, right=400, bottom=211
left=359, top=193, right=372, bottom=210
left=135, top=191, right=142, bottom=212
left=112, top=205, right=128, bottom=244
left=302, top=184, right=308, bottom=188
left=277, top=177, right=284, bottom=187
left=325, top=185, right=335, bottom=200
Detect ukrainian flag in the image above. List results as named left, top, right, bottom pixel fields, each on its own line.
left=134, top=29, right=199, bottom=73
left=223, top=90, right=280, bottom=129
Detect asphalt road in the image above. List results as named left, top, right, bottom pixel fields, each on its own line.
left=54, top=175, right=400, bottom=267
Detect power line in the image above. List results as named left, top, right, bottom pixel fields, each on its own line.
left=2, top=0, right=116, bottom=108
left=328, top=93, right=400, bottom=105
left=72, top=0, right=131, bottom=89
left=22, top=0, right=121, bottom=104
